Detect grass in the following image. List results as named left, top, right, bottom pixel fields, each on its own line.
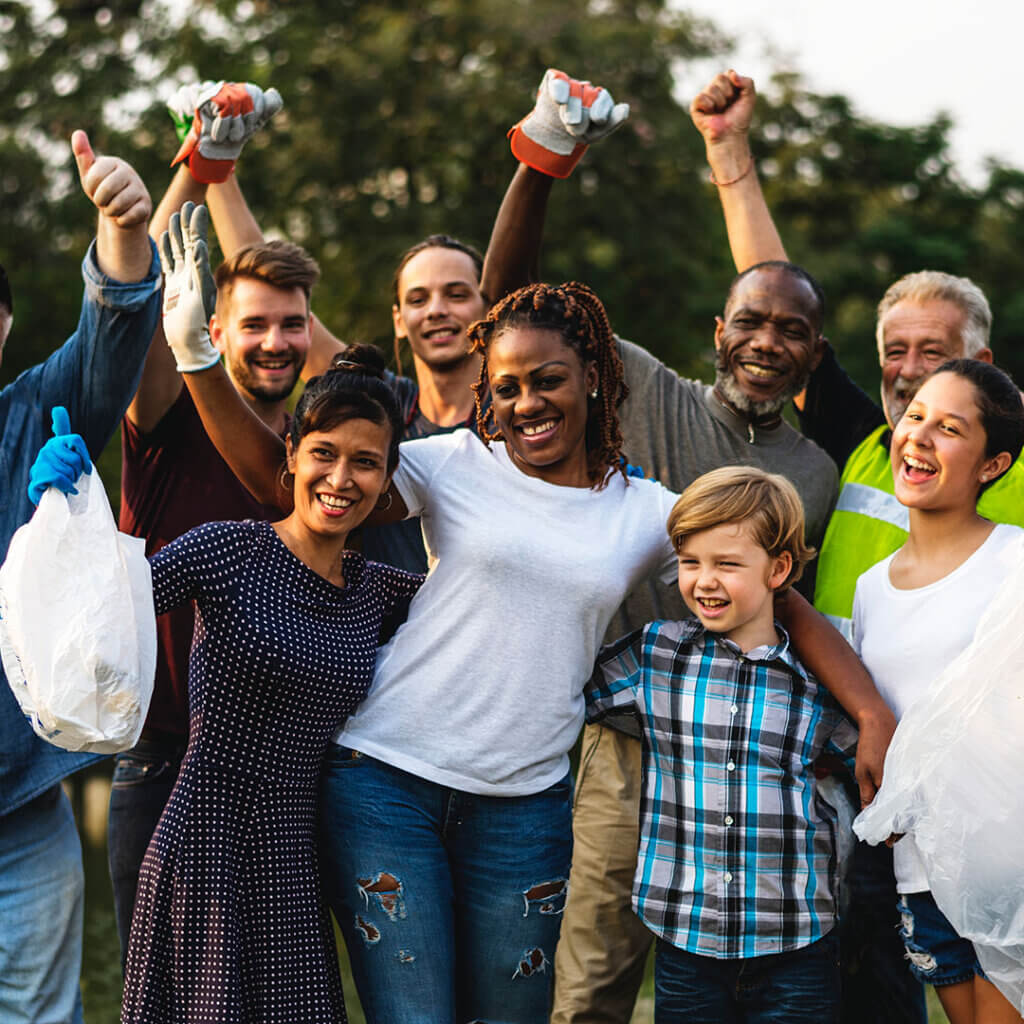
left=73, top=766, right=948, bottom=1023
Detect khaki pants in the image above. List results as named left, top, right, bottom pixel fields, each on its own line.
left=551, top=722, right=653, bottom=1023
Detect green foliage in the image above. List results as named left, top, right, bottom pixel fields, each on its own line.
left=4, top=0, right=1024, bottom=427
left=750, top=73, right=1024, bottom=388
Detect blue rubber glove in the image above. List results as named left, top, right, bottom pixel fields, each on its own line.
left=27, top=407, right=92, bottom=505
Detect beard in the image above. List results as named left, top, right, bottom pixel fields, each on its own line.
left=714, top=349, right=811, bottom=419
left=227, top=352, right=302, bottom=404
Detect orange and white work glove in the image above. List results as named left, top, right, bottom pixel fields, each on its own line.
left=169, top=81, right=283, bottom=184
left=509, top=69, right=630, bottom=179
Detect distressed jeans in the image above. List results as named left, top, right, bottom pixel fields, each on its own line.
left=319, top=746, right=573, bottom=1024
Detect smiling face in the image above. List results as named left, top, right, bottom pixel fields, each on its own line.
left=714, top=267, right=824, bottom=418
left=487, top=325, right=598, bottom=487
left=676, top=521, right=792, bottom=653
left=890, top=370, right=1010, bottom=513
left=211, top=278, right=312, bottom=404
left=393, top=247, right=487, bottom=373
left=286, top=417, right=393, bottom=544
left=878, top=298, right=979, bottom=427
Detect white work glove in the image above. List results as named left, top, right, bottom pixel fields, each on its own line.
left=159, top=201, right=219, bottom=373
left=509, top=69, right=630, bottom=178
left=169, top=80, right=283, bottom=183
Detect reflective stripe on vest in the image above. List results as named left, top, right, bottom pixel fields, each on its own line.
left=835, top=482, right=910, bottom=532
left=814, top=423, right=1024, bottom=638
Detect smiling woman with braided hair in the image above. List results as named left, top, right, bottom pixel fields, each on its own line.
left=173, top=278, right=681, bottom=1020
left=314, top=281, right=683, bottom=1022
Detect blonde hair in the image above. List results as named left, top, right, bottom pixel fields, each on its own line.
left=667, top=466, right=815, bottom=591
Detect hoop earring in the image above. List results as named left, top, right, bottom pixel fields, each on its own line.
left=279, top=466, right=293, bottom=492
left=376, top=491, right=393, bottom=511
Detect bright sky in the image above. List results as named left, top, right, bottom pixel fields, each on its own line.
left=674, top=0, right=1015, bottom=186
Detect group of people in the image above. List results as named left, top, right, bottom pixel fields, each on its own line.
left=1, top=64, right=1022, bottom=1024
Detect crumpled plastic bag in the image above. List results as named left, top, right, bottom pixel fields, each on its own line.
left=0, top=469, right=156, bottom=753
left=854, top=531, right=1024, bottom=1012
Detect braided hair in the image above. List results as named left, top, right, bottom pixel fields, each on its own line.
left=467, top=282, right=628, bottom=489
left=291, top=344, right=403, bottom=473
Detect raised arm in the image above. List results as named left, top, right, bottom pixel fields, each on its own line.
left=690, top=70, right=786, bottom=272
left=126, top=164, right=207, bottom=432
left=157, top=201, right=292, bottom=508
left=128, top=81, right=285, bottom=433
left=74, top=131, right=152, bottom=283
left=481, top=69, right=629, bottom=303
left=775, top=587, right=896, bottom=808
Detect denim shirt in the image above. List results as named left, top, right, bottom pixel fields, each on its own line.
left=0, top=238, right=160, bottom=816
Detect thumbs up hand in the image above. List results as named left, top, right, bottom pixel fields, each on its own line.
left=72, top=130, right=151, bottom=228
left=27, top=406, right=93, bottom=505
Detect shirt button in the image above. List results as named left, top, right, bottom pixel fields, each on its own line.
left=727, top=760, right=736, bottom=772
left=724, top=872, right=733, bottom=883
left=731, top=704, right=739, bottom=714
left=724, top=815, right=734, bottom=825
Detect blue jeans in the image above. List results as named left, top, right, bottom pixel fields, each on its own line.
left=897, top=892, right=985, bottom=987
left=0, top=785, right=84, bottom=1024
left=319, top=747, right=573, bottom=1023
left=106, top=736, right=185, bottom=968
left=654, top=931, right=841, bottom=1024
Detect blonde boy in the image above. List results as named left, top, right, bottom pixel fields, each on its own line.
left=584, top=466, right=856, bottom=1024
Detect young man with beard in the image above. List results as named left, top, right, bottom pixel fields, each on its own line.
left=486, top=69, right=897, bottom=1023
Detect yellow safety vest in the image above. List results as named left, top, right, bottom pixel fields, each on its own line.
left=814, top=424, right=1024, bottom=638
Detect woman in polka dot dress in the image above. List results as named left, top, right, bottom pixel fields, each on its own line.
left=31, top=347, right=422, bottom=1023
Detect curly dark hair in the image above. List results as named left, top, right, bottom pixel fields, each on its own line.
left=467, top=282, right=628, bottom=489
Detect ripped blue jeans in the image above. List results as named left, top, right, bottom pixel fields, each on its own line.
left=319, top=746, right=572, bottom=1024
left=897, top=892, right=985, bottom=987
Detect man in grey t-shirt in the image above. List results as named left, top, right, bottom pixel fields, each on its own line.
left=552, top=261, right=839, bottom=1022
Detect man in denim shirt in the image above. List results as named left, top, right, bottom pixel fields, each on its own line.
left=0, top=130, right=160, bottom=1024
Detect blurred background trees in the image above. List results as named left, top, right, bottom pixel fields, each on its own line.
left=4, top=0, right=1024, bottom=403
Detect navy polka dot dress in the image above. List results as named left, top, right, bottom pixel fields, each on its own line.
left=121, top=520, right=423, bottom=1024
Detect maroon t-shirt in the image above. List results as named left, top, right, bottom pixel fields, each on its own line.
left=120, top=387, right=284, bottom=739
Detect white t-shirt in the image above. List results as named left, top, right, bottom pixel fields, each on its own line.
left=336, top=430, right=678, bottom=796
left=852, top=522, right=1023, bottom=892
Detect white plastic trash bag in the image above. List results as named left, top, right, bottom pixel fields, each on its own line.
left=0, top=469, right=157, bottom=753
left=854, top=531, right=1024, bottom=1013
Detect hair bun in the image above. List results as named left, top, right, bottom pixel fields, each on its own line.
left=329, top=343, right=387, bottom=380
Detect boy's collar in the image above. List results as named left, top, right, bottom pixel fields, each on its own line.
left=684, top=619, right=808, bottom=680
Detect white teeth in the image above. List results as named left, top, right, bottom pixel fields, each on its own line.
left=904, top=455, right=935, bottom=473
left=318, top=494, right=354, bottom=509
left=522, top=420, right=556, bottom=437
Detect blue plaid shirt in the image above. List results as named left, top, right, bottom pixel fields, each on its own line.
left=585, top=618, right=857, bottom=959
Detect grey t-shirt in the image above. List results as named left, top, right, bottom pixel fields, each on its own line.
left=610, top=338, right=838, bottom=641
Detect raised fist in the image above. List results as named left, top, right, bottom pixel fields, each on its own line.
left=510, top=69, right=629, bottom=179
left=170, top=81, right=283, bottom=184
